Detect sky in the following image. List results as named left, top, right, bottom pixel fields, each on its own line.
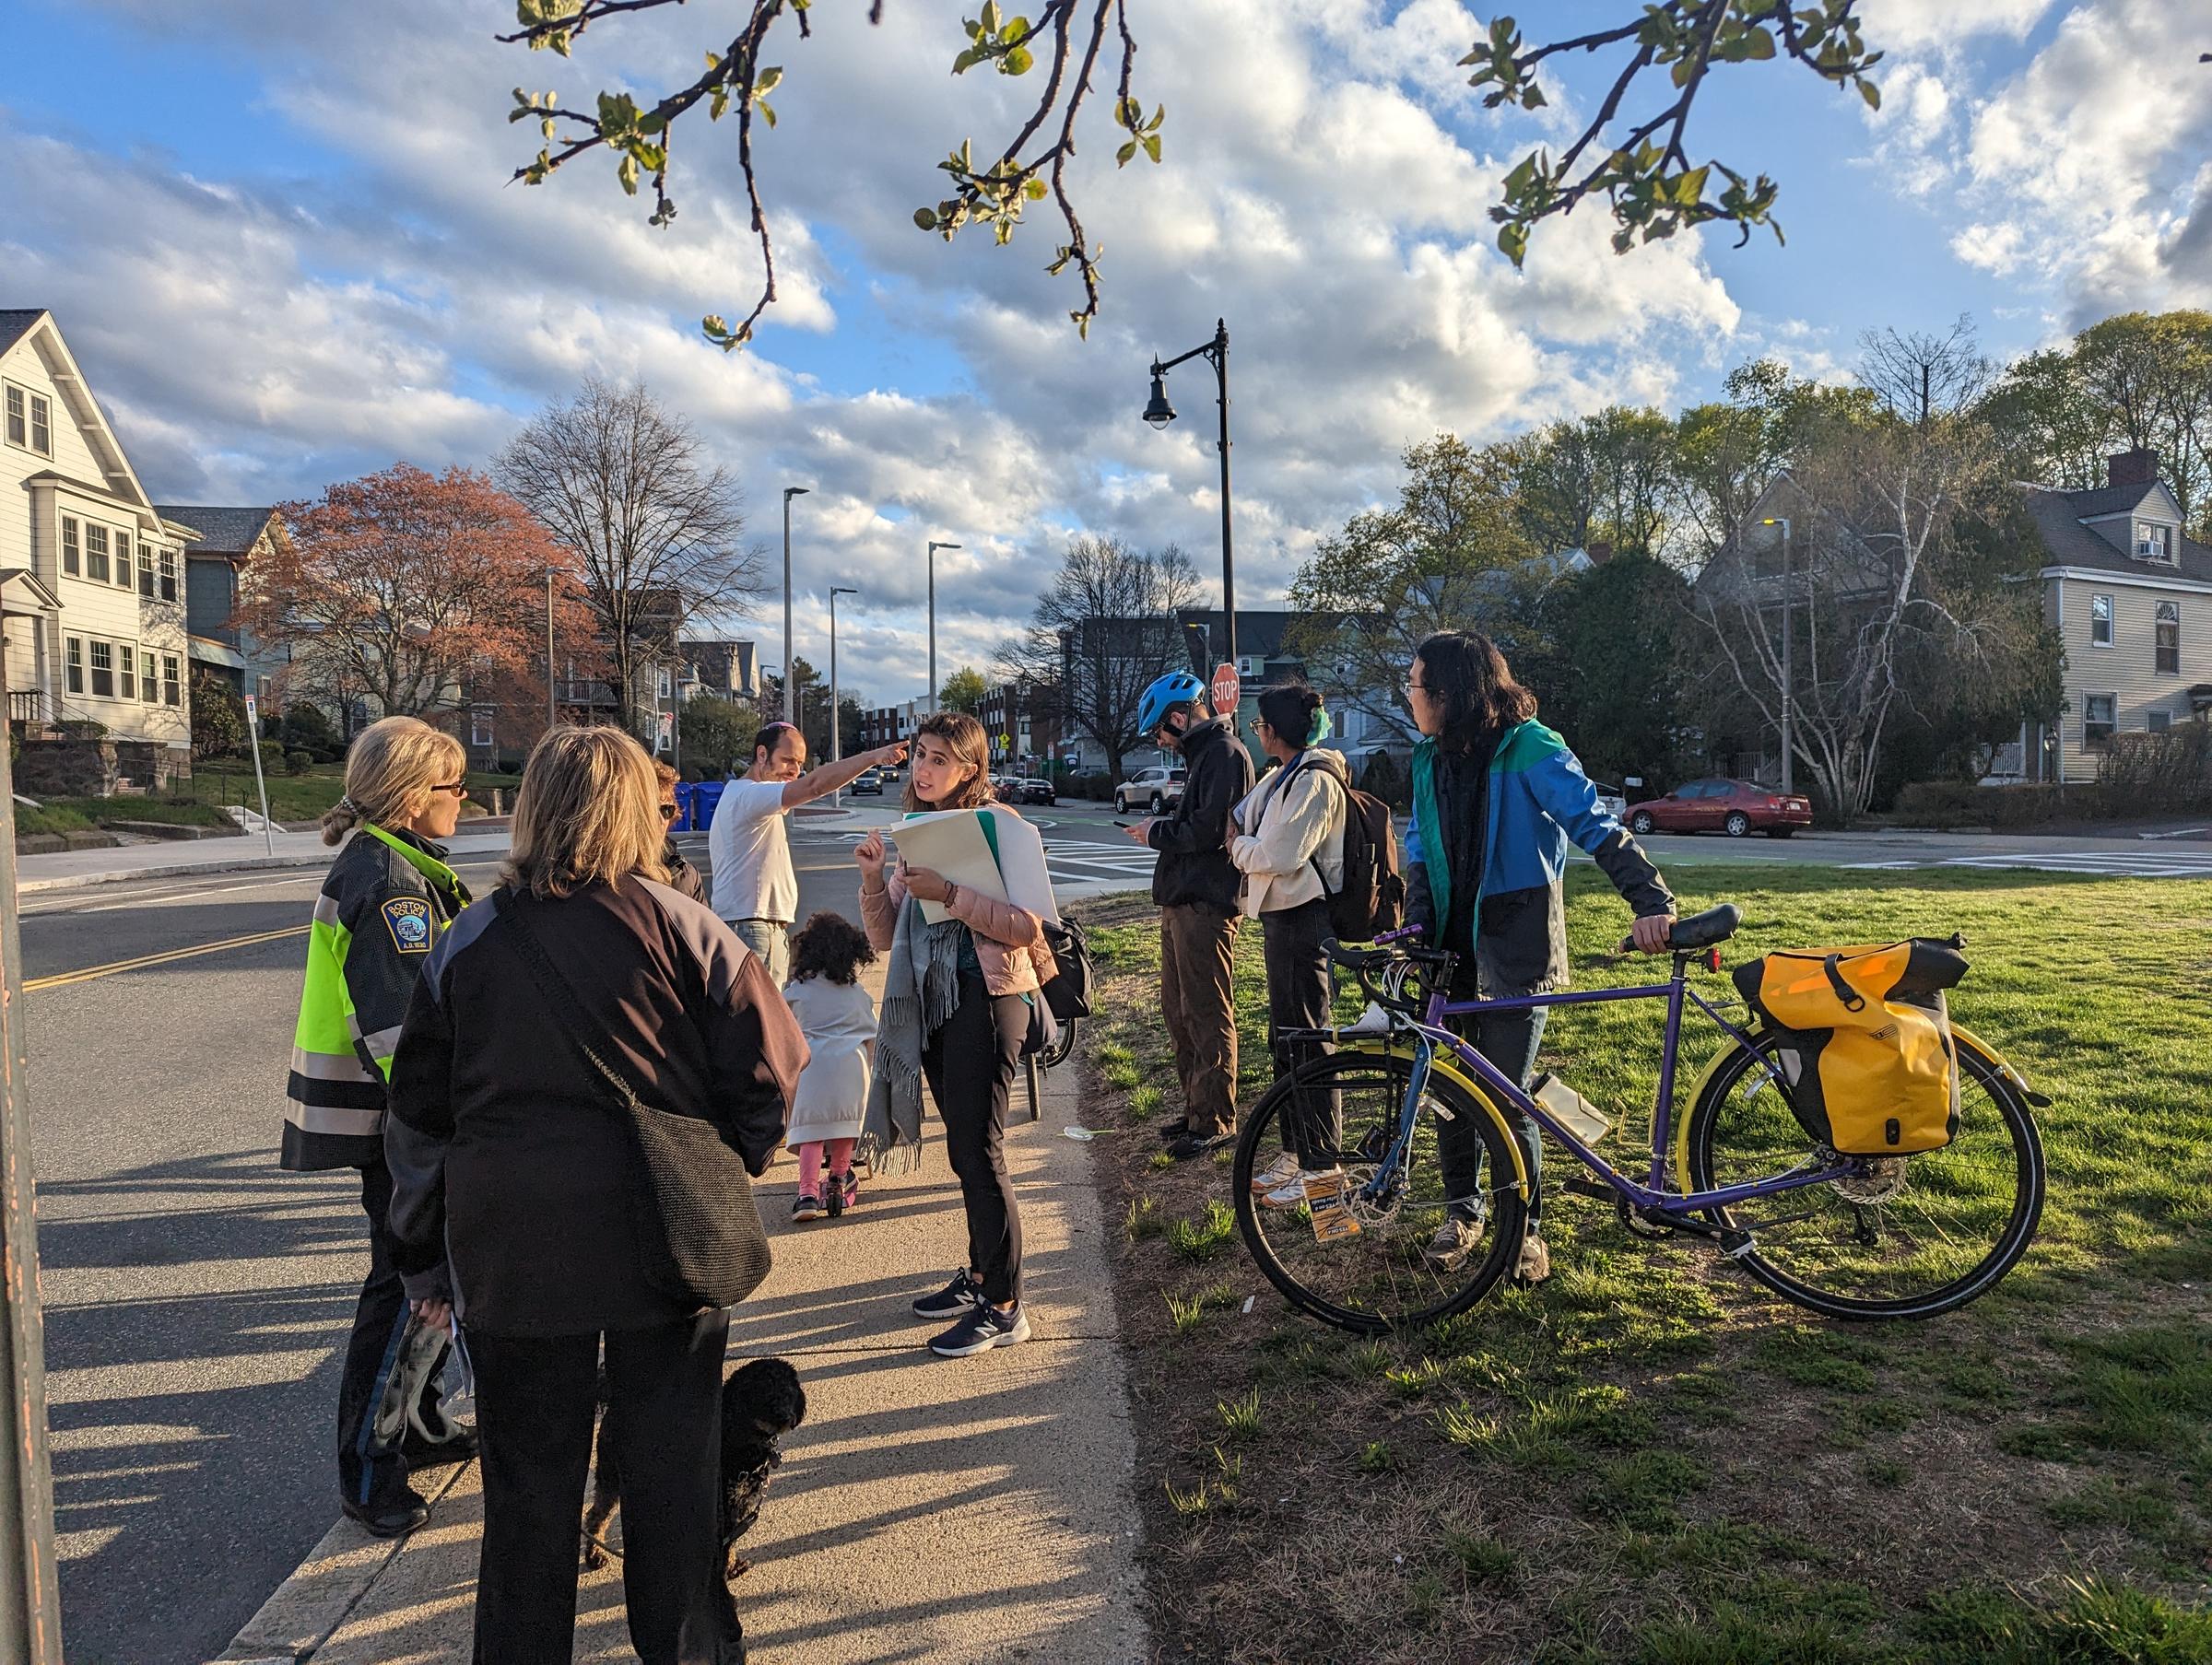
left=5, top=0, right=2210, bottom=709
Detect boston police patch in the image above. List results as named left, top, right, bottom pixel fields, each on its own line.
left=382, top=897, right=434, bottom=954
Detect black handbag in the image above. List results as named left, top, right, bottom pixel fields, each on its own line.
left=492, top=889, right=771, bottom=1311
left=1038, top=916, right=1093, bottom=1021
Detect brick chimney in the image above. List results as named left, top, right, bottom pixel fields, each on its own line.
left=1585, top=540, right=1614, bottom=565
left=2107, top=448, right=2159, bottom=489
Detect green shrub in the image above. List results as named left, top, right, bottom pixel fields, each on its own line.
left=284, top=749, right=312, bottom=775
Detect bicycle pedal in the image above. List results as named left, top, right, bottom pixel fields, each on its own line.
left=1561, top=1176, right=1618, bottom=1202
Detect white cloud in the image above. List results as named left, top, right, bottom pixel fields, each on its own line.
left=8, top=0, right=1765, bottom=704
left=1857, top=0, right=2058, bottom=52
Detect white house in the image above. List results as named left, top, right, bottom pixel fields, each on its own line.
left=0, top=309, right=191, bottom=761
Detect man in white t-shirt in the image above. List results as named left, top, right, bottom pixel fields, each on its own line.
left=709, top=721, right=908, bottom=983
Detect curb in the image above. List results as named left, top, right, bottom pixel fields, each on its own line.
left=18, top=852, right=332, bottom=895
left=206, top=1458, right=477, bottom=1664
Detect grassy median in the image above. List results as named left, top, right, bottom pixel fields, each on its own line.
left=1074, top=864, right=2212, bottom=1664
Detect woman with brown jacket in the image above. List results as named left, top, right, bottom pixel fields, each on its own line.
left=854, top=711, right=1057, bottom=1358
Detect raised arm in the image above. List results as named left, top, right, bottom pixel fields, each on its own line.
left=782, top=742, right=908, bottom=809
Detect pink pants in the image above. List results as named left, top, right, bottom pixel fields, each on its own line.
left=794, top=1138, right=856, bottom=1195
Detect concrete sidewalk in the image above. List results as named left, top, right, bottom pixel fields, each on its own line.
left=210, top=1051, right=1147, bottom=1664
left=17, top=827, right=517, bottom=893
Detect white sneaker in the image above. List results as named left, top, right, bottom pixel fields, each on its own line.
left=1263, top=1167, right=1344, bottom=1210
left=1249, top=1150, right=1301, bottom=1195
left=1516, top=1230, right=1552, bottom=1284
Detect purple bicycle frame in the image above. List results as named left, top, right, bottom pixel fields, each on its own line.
left=1399, top=972, right=1859, bottom=1214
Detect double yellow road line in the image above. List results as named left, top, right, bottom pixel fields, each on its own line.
left=24, top=924, right=308, bottom=992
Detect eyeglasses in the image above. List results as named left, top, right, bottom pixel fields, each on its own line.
left=431, top=780, right=469, bottom=797
left=657, top=802, right=679, bottom=822
left=1404, top=679, right=1430, bottom=698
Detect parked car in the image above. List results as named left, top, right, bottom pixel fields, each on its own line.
left=1590, top=780, right=1629, bottom=820
left=849, top=768, right=885, bottom=796
left=1007, top=776, right=1056, bottom=805
left=1114, top=766, right=1186, bottom=815
left=1625, top=779, right=1813, bottom=839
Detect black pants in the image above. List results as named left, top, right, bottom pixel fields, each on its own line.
left=335, top=1157, right=447, bottom=1513
left=922, top=975, right=1027, bottom=1307
left=1262, top=898, right=1337, bottom=1167
left=1434, top=1005, right=1550, bottom=1222
left=469, top=1311, right=741, bottom=1665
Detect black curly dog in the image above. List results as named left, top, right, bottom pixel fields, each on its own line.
left=582, top=1357, right=807, bottom=1578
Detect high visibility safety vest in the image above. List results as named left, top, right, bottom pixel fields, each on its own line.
left=282, top=824, right=469, bottom=1172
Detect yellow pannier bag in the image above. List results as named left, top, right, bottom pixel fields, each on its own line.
left=1729, top=939, right=1967, bottom=1155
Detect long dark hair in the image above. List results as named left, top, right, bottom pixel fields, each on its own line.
left=1255, top=681, right=1324, bottom=748
left=1413, top=631, right=1536, bottom=754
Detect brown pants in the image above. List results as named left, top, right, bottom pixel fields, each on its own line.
left=1160, top=903, right=1241, bottom=1136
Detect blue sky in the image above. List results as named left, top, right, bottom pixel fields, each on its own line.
left=5, top=0, right=2208, bottom=705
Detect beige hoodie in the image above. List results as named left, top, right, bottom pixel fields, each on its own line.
left=1227, top=747, right=1349, bottom=919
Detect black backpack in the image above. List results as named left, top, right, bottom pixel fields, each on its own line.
left=1301, top=765, right=1405, bottom=944
left=1038, top=916, right=1094, bottom=1020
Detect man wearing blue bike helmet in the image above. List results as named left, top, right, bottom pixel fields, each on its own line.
left=1124, top=669, right=1254, bottom=1158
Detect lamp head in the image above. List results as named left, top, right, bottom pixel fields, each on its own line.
left=1143, top=370, right=1176, bottom=429
left=785, top=486, right=811, bottom=501
left=830, top=585, right=858, bottom=598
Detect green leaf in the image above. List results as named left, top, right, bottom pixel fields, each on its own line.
left=953, top=47, right=981, bottom=74
left=915, top=206, right=940, bottom=229
left=759, top=100, right=777, bottom=129
left=1744, top=26, right=1776, bottom=60
left=1522, top=84, right=1547, bottom=109
left=1497, top=221, right=1528, bottom=267
left=979, top=0, right=1000, bottom=37
left=754, top=65, right=783, bottom=96
left=618, top=152, right=640, bottom=195
left=1857, top=76, right=1881, bottom=111
left=1002, top=45, right=1033, bottom=75
left=1023, top=176, right=1048, bottom=200
left=1001, top=15, right=1030, bottom=42
left=1142, top=133, right=1161, bottom=164
left=1674, top=164, right=1709, bottom=205
left=1115, top=139, right=1137, bottom=167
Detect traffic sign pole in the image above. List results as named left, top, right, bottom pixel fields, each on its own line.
left=243, top=695, right=276, bottom=856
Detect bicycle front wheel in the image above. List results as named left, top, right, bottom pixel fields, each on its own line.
left=1232, top=1049, right=1527, bottom=1334
left=1042, top=1015, right=1077, bottom=1071
left=1686, top=1030, right=2045, bottom=1320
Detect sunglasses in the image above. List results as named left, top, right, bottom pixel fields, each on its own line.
left=431, top=780, right=469, bottom=797
left=657, top=802, right=679, bottom=822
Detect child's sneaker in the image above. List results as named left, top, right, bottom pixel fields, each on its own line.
left=826, top=1171, right=859, bottom=1218
left=792, top=1192, right=826, bottom=1224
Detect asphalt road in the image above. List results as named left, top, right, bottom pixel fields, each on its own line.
left=18, top=799, right=2206, bottom=1661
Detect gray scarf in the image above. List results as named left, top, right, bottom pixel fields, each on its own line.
left=863, top=895, right=969, bottom=1173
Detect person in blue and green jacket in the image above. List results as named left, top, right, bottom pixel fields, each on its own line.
left=1404, top=632, right=1677, bottom=1284
left=283, top=715, right=477, bottom=1538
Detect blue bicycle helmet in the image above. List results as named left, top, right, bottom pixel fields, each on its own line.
left=1137, top=670, right=1206, bottom=737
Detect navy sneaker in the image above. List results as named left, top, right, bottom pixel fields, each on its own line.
left=912, top=1269, right=984, bottom=1320
left=1165, top=1131, right=1227, bottom=1162
left=929, top=1301, right=1031, bottom=1358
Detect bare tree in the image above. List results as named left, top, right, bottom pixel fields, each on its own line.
left=1857, top=314, right=1993, bottom=428
left=497, top=379, right=760, bottom=735
left=1689, top=412, right=2043, bottom=821
left=1001, top=536, right=1197, bottom=785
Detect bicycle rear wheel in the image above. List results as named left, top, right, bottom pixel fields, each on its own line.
left=1685, top=1030, right=2044, bottom=1319
left=1232, top=1049, right=1527, bottom=1334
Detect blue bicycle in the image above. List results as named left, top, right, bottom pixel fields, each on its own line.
left=1230, top=906, right=2048, bottom=1334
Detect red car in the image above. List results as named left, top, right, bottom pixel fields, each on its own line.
left=1625, top=779, right=1813, bottom=839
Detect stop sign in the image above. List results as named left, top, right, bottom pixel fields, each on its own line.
left=1209, top=662, right=1241, bottom=714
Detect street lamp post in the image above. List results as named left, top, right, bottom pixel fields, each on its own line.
left=829, top=585, right=857, bottom=806
left=544, top=567, right=556, bottom=734
left=1761, top=516, right=1793, bottom=795
left=782, top=487, right=810, bottom=723
left=1142, top=318, right=1237, bottom=670
left=926, top=541, right=960, bottom=715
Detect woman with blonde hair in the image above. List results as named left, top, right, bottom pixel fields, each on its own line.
left=385, top=724, right=805, bottom=1663
left=853, top=710, right=1058, bottom=1358
left=281, top=715, right=476, bottom=1537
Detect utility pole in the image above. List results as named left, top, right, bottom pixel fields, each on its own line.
left=0, top=743, right=63, bottom=1665
left=926, top=541, right=960, bottom=716
left=782, top=487, right=809, bottom=723
left=1762, top=516, right=1794, bottom=794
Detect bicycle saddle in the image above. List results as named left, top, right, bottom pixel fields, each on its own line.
left=1665, top=903, right=1741, bottom=950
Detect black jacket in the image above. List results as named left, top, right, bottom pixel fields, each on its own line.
left=662, top=836, right=708, bottom=904
left=1146, top=718, right=1254, bottom=917
left=384, top=874, right=806, bottom=1336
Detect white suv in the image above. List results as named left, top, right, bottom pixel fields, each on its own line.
left=1114, top=766, right=1186, bottom=815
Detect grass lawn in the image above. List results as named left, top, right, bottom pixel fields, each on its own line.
left=164, top=760, right=513, bottom=825
left=1075, top=863, right=2212, bottom=1664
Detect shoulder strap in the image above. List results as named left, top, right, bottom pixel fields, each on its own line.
left=1300, top=762, right=1350, bottom=899
left=490, top=889, right=650, bottom=1120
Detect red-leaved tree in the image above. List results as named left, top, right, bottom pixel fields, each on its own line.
left=241, top=463, right=598, bottom=725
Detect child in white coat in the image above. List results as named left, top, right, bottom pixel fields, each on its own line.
left=783, top=911, right=880, bottom=1223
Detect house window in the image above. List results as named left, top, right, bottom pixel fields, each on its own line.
left=88, top=639, right=113, bottom=698
left=137, top=545, right=155, bottom=597
left=61, top=516, right=79, bottom=577
left=3, top=386, right=20, bottom=448
left=65, top=636, right=83, bottom=696
left=2155, top=600, right=2180, bottom=675
left=2136, top=522, right=2175, bottom=564
left=2083, top=693, right=2116, bottom=751
left=117, top=645, right=135, bottom=700
left=28, top=393, right=49, bottom=456
left=2148, top=709, right=2172, bottom=733
left=471, top=707, right=495, bottom=747
left=140, top=647, right=158, bottom=703
left=2089, top=593, right=2112, bottom=648
left=162, top=654, right=181, bottom=707
left=85, top=523, right=109, bottom=583
left=113, top=533, right=134, bottom=589
left=158, top=547, right=177, bottom=602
